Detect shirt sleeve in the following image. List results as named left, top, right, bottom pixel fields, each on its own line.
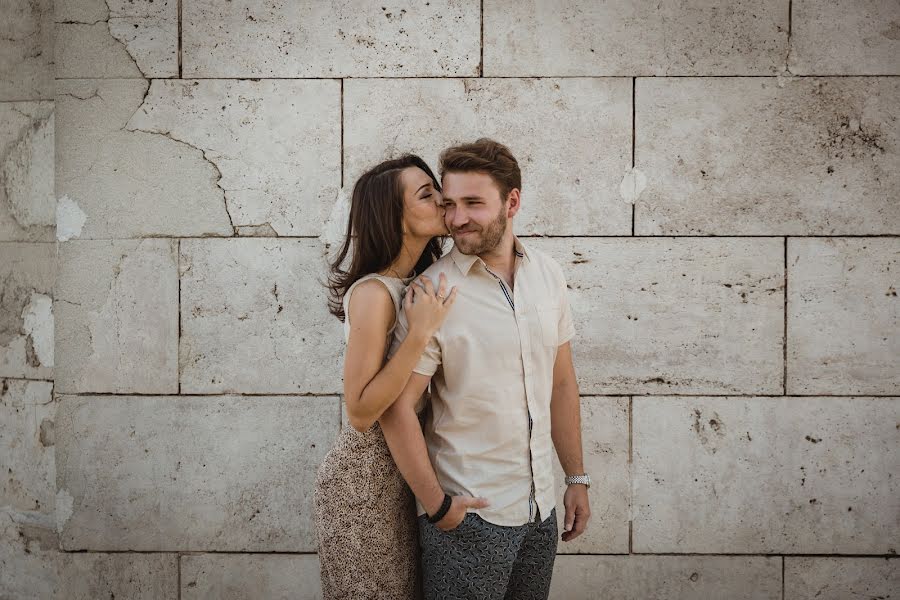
left=388, top=284, right=442, bottom=376
left=556, top=264, right=576, bottom=346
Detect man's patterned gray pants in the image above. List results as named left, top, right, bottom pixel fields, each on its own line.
left=417, top=507, right=558, bottom=600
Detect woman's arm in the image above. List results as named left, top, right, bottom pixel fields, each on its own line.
left=343, top=280, right=430, bottom=432
left=380, top=372, right=490, bottom=530
left=378, top=372, right=445, bottom=514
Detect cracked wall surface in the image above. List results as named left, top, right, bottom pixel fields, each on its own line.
left=2, top=0, right=899, bottom=596
left=54, top=0, right=178, bottom=78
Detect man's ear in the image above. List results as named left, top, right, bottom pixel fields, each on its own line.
left=506, top=188, right=522, bottom=218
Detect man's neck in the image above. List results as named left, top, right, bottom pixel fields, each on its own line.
left=479, top=233, right=517, bottom=287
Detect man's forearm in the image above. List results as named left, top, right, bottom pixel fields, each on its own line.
left=551, top=378, right=585, bottom=476
left=379, top=404, right=446, bottom=515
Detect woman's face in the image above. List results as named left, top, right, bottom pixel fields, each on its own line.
left=399, top=166, right=447, bottom=238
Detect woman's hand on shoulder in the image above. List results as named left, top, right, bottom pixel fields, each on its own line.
left=405, top=272, right=457, bottom=341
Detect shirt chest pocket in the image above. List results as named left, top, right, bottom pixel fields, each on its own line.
left=531, top=302, right=559, bottom=348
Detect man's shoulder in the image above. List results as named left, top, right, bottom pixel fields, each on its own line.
left=522, top=243, right=566, bottom=278
left=417, top=253, right=461, bottom=282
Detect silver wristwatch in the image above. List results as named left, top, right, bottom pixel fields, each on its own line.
left=565, top=474, right=591, bottom=488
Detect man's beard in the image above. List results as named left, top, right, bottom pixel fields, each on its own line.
left=451, top=204, right=507, bottom=255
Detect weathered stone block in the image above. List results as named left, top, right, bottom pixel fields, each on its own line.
left=127, top=79, right=341, bottom=237
left=0, top=242, right=55, bottom=379
left=55, top=239, right=178, bottom=394
left=1, top=507, right=179, bottom=600
left=526, top=238, right=784, bottom=395
left=790, top=0, right=900, bottom=75
left=55, top=79, right=233, bottom=239
left=0, top=101, right=55, bottom=242
left=180, top=239, right=343, bottom=394
left=553, top=397, right=629, bottom=553
left=0, top=0, right=54, bottom=101
left=182, top=554, right=322, bottom=599
left=550, top=555, right=782, bottom=599
left=344, top=78, right=632, bottom=235
left=183, top=0, right=480, bottom=78
left=1, top=379, right=56, bottom=512
left=484, top=0, right=789, bottom=77
left=56, top=78, right=339, bottom=239
left=635, top=77, right=900, bottom=234
left=632, top=396, right=900, bottom=554
left=54, top=0, right=178, bottom=78
left=788, top=238, right=899, bottom=395
left=785, top=557, right=899, bottom=600
left=55, top=394, right=340, bottom=551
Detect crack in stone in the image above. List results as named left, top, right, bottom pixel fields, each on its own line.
left=124, top=118, right=237, bottom=236
left=102, top=0, right=149, bottom=79
left=58, top=90, right=101, bottom=102
left=55, top=19, right=108, bottom=26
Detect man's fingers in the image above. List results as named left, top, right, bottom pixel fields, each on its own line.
left=404, top=286, right=414, bottom=308
left=564, top=507, right=575, bottom=532
left=463, top=496, right=490, bottom=509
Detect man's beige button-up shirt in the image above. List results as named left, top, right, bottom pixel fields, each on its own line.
left=390, top=237, right=575, bottom=526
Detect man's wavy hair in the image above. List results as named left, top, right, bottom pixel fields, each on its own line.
left=438, top=138, right=521, bottom=200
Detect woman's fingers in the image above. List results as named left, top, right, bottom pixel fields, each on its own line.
left=443, top=286, right=458, bottom=306
left=422, top=276, right=436, bottom=298
left=436, top=272, right=448, bottom=300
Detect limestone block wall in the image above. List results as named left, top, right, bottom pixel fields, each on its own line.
left=1, top=0, right=898, bottom=598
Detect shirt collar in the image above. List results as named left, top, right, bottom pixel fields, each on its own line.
left=449, top=236, right=530, bottom=276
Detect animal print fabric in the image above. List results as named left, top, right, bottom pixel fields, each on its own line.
left=314, top=421, right=424, bottom=599
left=417, top=508, right=558, bottom=600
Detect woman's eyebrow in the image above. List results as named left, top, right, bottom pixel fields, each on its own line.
left=416, top=183, right=431, bottom=193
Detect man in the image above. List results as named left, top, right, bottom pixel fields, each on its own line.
left=380, top=138, right=591, bottom=599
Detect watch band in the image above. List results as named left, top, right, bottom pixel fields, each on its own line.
left=565, top=474, right=591, bottom=488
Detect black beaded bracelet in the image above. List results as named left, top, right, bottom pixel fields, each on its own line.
left=427, top=493, right=452, bottom=524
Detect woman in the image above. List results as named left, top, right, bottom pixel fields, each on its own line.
left=314, top=155, right=457, bottom=599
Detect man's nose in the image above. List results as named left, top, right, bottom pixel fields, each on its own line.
left=450, top=207, right=468, bottom=227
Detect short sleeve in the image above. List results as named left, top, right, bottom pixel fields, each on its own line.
left=556, top=265, right=576, bottom=346
left=388, top=284, right=442, bottom=376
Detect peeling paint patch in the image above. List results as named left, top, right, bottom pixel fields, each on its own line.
left=56, top=195, right=87, bottom=241
left=21, top=292, right=53, bottom=368
left=1, top=107, right=55, bottom=231
left=619, top=167, right=647, bottom=204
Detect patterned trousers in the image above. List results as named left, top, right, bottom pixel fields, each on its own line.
left=417, top=507, right=558, bottom=600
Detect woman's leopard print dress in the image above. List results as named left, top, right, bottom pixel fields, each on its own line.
left=313, top=274, right=424, bottom=599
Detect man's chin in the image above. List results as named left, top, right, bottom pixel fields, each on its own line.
left=452, top=237, right=479, bottom=255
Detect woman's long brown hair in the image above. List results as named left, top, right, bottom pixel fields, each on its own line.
left=327, top=155, right=445, bottom=321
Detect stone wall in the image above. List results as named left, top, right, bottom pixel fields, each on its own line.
left=1, top=1, right=898, bottom=598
